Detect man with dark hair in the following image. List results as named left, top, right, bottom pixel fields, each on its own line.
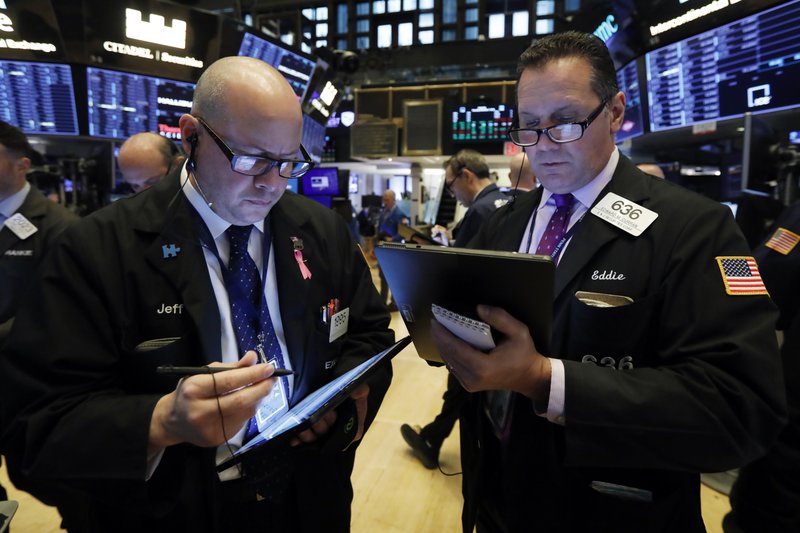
left=432, top=31, right=785, bottom=532
left=0, top=57, right=393, bottom=532
left=0, top=120, right=77, bottom=505
left=401, top=149, right=508, bottom=469
left=430, top=149, right=508, bottom=247
left=118, top=132, right=184, bottom=193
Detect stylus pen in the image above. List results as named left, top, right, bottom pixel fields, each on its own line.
left=156, top=365, right=294, bottom=377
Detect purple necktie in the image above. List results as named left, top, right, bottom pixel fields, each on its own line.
left=535, top=193, right=575, bottom=258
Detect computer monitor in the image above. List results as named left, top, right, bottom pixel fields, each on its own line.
left=238, top=32, right=317, bottom=100
left=302, top=114, right=326, bottom=163
left=302, top=167, right=340, bottom=196
left=0, top=60, right=79, bottom=135
left=86, top=67, right=195, bottom=140
left=451, top=103, right=514, bottom=142
left=646, top=0, right=800, bottom=132
left=616, top=59, right=645, bottom=142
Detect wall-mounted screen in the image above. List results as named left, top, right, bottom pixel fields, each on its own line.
left=646, top=0, right=800, bottom=132
left=302, top=114, right=326, bottom=163
left=616, top=59, right=645, bottom=142
left=238, top=32, right=316, bottom=100
left=0, top=60, right=78, bottom=135
left=452, top=103, right=514, bottom=142
left=285, top=177, right=299, bottom=192
left=86, top=67, right=195, bottom=140
left=302, top=167, right=339, bottom=196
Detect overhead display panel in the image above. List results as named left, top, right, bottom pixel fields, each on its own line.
left=237, top=32, right=317, bottom=100
left=646, top=0, right=800, bottom=132
left=451, top=104, right=514, bottom=142
left=0, top=59, right=78, bottom=135
left=0, top=0, right=66, bottom=61
left=82, top=0, right=220, bottom=81
left=86, top=66, right=195, bottom=140
left=616, top=59, right=645, bottom=142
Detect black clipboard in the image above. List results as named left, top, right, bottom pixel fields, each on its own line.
left=217, top=336, right=411, bottom=471
left=375, top=243, right=554, bottom=363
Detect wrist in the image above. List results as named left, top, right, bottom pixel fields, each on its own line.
left=148, top=395, right=181, bottom=455
left=526, top=357, right=552, bottom=409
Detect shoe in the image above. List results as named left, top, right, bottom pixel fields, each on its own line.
left=400, top=424, right=438, bottom=469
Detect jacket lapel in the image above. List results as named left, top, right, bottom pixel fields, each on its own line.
left=553, top=156, right=651, bottom=300
left=138, top=174, right=222, bottom=364
left=0, top=187, right=48, bottom=256
left=270, top=197, right=314, bottom=385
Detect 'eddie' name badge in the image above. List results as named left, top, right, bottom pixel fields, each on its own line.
left=4, top=213, right=38, bottom=240
left=591, top=192, right=658, bottom=236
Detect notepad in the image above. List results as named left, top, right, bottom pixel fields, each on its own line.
left=432, top=304, right=495, bottom=351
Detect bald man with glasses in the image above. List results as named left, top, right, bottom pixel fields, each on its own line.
left=0, top=56, right=393, bottom=533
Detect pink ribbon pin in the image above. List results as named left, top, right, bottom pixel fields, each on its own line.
left=291, top=237, right=312, bottom=280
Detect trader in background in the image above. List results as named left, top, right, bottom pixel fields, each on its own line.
left=724, top=202, right=800, bottom=533
left=0, top=120, right=77, bottom=505
left=431, top=31, right=785, bottom=532
left=377, top=189, right=409, bottom=308
left=118, top=132, right=184, bottom=193
left=0, top=57, right=393, bottom=533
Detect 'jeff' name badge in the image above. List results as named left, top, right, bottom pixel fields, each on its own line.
left=329, top=308, right=349, bottom=342
left=591, top=192, right=658, bottom=236
left=4, top=213, right=38, bottom=240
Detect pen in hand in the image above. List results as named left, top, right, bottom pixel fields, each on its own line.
left=156, top=365, right=294, bottom=377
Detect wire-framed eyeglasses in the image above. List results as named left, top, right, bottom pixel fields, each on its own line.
left=507, top=99, right=608, bottom=147
left=196, top=116, right=315, bottom=178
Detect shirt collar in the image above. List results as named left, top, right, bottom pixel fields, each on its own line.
left=540, top=147, right=619, bottom=209
left=180, top=164, right=265, bottom=241
left=0, top=181, right=31, bottom=219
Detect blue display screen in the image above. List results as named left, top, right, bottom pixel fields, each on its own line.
left=0, top=60, right=78, bottom=135
left=616, top=60, right=645, bottom=142
left=302, top=167, right=339, bottom=196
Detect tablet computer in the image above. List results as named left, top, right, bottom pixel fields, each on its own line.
left=375, top=243, right=554, bottom=362
left=217, top=336, right=411, bottom=471
left=397, top=223, right=440, bottom=245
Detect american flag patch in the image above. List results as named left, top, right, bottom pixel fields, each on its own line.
left=716, top=256, right=768, bottom=296
left=765, top=227, right=800, bottom=255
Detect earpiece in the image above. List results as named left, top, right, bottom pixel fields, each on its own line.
left=186, top=134, right=198, bottom=172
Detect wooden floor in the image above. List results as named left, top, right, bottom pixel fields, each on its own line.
left=0, top=284, right=732, bottom=532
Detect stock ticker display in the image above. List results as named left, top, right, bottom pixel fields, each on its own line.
left=86, top=67, right=195, bottom=140
left=0, top=60, right=78, bottom=135
left=238, top=33, right=316, bottom=100
left=452, top=104, right=514, bottom=142
left=616, top=60, right=645, bottom=141
left=646, top=0, right=800, bottom=131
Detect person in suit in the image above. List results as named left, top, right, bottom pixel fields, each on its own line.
left=0, top=121, right=78, bottom=342
left=430, top=150, right=509, bottom=247
left=0, top=121, right=77, bottom=506
left=401, top=150, right=508, bottom=469
left=723, top=202, right=800, bottom=533
left=117, top=132, right=185, bottom=193
left=430, top=31, right=786, bottom=532
left=0, top=57, right=393, bottom=533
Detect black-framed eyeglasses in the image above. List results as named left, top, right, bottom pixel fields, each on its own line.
left=195, top=116, right=315, bottom=178
left=444, top=169, right=462, bottom=196
left=507, top=99, right=608, bottom=147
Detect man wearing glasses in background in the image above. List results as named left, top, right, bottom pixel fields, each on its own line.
left=0, top=56, right=393, bottom=533
left=431, top=32, right=786, bottom=532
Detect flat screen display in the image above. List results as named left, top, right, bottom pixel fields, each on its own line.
left=646, top=0, right=800, bottom=132
left=452, top=103, right=514, bottom=142
left=0, top=60, right=78, bottom=135
left=302, top=114, right=326, bottom=163
left=616, top=60, right=645, bottom=142
left=238, top=32, right=316, bottom=100
left=302, top=167, right=339, bottom=196
left=86, top=67, right=195, bottom=140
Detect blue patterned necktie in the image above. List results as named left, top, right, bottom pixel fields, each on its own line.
left=225, top=224, right=289, bottom=439
left=536, top=193, right=575, bottom=258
